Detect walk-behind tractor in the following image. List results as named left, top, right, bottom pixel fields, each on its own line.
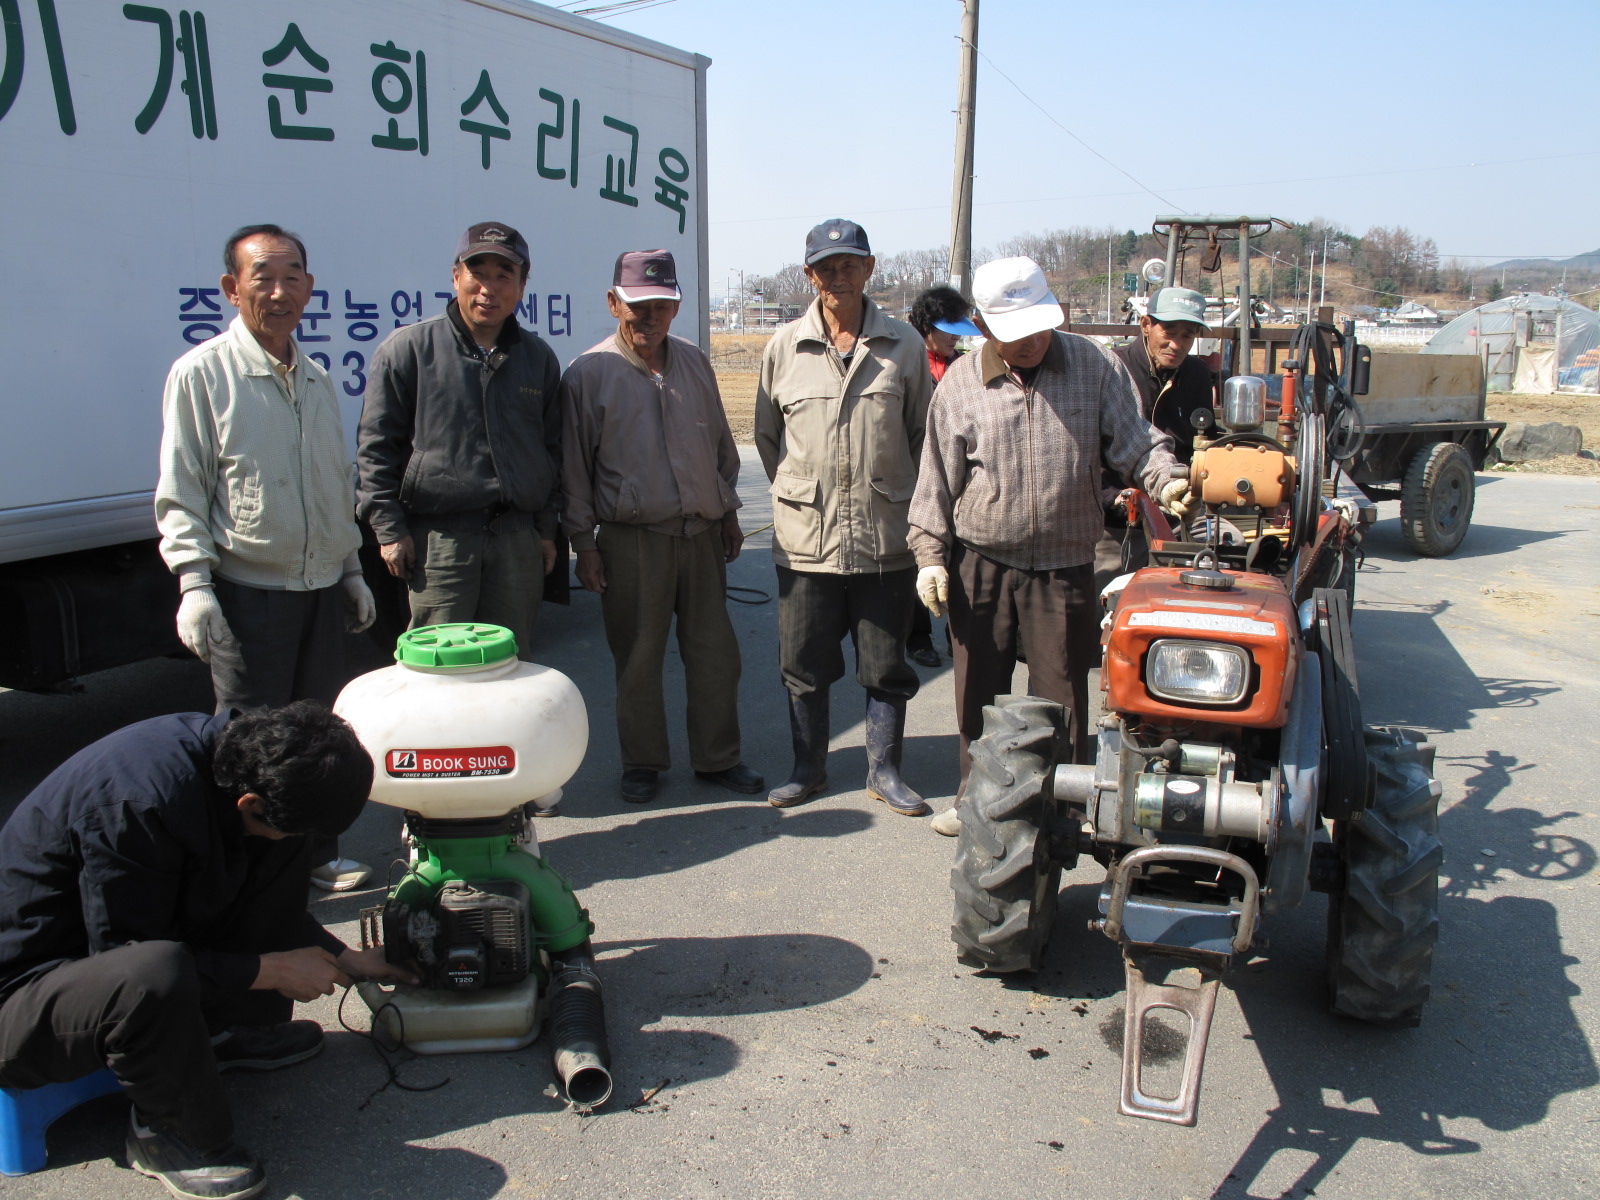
left=951, top=319, right=1443, bottom=1125
left=334, top=624, right=613, bottom=1111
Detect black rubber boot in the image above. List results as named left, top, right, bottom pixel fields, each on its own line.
left=768, top=691, right=829, bottom=808
left=864, top=696, right=931, bottom=817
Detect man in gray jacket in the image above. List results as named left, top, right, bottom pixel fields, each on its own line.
left=561, top=250, right=762, bottom=804
left=358, top=222, right=562, bottom=660
left=754, top=219, right=932, bottom=818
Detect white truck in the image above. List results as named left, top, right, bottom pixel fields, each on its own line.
left=0, top=0, right=709, bottom=688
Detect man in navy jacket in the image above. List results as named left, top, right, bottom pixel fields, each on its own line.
left=0, top=703, right=411, bottom=1200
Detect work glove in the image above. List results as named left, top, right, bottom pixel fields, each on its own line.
left=343, top=575, right=376, bottom=633
left=916, top=565, right=950, bottom=618
left=176, top=586, right=236, bottom=663
left=1158, top=477, right=1195, bottom=521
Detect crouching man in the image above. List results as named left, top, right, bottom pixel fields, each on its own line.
left=0, top=703, right=415, bottom=1200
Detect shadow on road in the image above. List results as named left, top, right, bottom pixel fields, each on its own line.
left=1355, top=600, right=1561, bottom=733
left=1359, top=519, right=1572, bottom=562
left=591, top=933, right=877, bottom=1107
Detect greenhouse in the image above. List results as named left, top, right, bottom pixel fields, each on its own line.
left=1421, top=294, right=1600, bottom=393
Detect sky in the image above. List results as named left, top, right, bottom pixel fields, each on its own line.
left=576, top=0, right=1600, bottom=292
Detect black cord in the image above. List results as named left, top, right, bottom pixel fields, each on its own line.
left=337, top=984, right=450, bottom=1109
left=726, top=585, right=771, bottom=605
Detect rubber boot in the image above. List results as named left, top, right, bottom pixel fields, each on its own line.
left=768, top=691, right=829, bottom=808
left=864, top=696, right=931, bottom=817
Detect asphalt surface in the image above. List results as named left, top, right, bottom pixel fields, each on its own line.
left=2, top=452, right=1597, bottom=1199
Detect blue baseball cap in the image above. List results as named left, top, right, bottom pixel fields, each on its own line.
left=805, top=218, right=871, bottom=266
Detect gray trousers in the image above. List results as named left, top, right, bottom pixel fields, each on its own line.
left=1093, top=522, right=1150, bottom=598
left=775, top=566, right=918, bottom=702
left=597, top=523, right=742, bottom=774
left=408, top=509, right=545, bottom=660
left=947, top=545, right=1098, bottom=786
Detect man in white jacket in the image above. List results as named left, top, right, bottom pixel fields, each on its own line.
left=156, top=223, right=375, bottom=890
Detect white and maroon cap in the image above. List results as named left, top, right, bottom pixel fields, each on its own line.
left=611, top=249, right=681, bottom=302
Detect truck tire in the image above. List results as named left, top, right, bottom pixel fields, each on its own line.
left=1325, top=728, right=1442, bottom=1026
left=951, top=697, right=1066, bottom=973
left=1400, top=441, right=1475, bottom=556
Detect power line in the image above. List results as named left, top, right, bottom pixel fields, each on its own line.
left=968, top=43, right=1188, bottom=214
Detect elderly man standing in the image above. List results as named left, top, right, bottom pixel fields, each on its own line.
left=561, top=250, right=763, bottom=805
left=908, top=257, right=1191, bottom=836
left=358, top=222, right=562, bottom=661
left=754, top=219, right=932, bottom=817
left=1096, top=286, right=1216, bottom=591
left=156, top=223, right=376, bottom=890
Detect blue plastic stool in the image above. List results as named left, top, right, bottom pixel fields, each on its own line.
left=0, top=1068, right=123, bottom=1175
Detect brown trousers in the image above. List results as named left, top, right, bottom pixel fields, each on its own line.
left=947, top=544, right=1099, bottom=786
left=597, top=522, right=742, bottom=773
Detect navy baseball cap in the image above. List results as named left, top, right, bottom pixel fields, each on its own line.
left=455, top=222, right=529, bottom=268
left=805, top=219, right=871, bottom=266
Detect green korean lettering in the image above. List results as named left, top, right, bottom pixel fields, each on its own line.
left=0, top=0, right=76, bottom=134
left=123, top=6, right=216, bottom=139
left=458, top=68, right=508, bottom=169
left=262, top=21, right=332, bottom=142
left=599, top=114, right=637, bottom=207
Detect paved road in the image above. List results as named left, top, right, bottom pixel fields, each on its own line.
left=4, top=456, right=1597, bottom=1199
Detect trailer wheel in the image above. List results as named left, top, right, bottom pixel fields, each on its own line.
left=1400, top=442, right=1475, bottom=556
left=951, top=697, right=1066, bottom=973
left=1325, top=728, right=1442, bottom=1026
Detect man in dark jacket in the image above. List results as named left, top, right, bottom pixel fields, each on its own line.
left=1097, top=286, right=1216, bottom=591
left=357, top=222, right=563, bottom=659
left=0, top=703, right=411, bottom=1200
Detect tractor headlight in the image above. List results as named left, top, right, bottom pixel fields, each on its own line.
left=1147, top=640, right=1249, bottom=705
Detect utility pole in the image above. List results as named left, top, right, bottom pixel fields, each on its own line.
left=947, top=0, right=979, bottom=296
left=1106, top=236, right=1113, bottom=323
left=1320, top=231, right=1329, bottom=307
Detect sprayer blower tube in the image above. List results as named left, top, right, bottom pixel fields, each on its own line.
left=548, top=949, right=612, bottom=1110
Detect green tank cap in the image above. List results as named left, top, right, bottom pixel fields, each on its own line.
left=396, top=623, right=518, bottom=667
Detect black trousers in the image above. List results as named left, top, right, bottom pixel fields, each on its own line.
left=0, top=836, right=314, bottom=1150
left=775, top=566, right=918, bottom=702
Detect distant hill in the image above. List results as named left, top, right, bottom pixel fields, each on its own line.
left=1489, top=248, right=1600, bottom=271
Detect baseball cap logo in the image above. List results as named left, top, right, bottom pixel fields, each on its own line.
left=1004, top=286, right=1034, bottom=302
left=828, top=230, right=841, bottom=240
left=480, top=226, right=508, bottom=242
left=645, top=264, right=658, bottom=277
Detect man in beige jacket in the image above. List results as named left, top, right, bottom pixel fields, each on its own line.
left=561, top=250, right=762, bottom=805
left=754, top=219, right=933, bottom=817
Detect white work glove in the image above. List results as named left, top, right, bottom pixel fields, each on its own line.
left=1158, top=477, right=1195, bottom=521
left=342, top=575, right=376, bottom=633
left=916, top=565, right=950, bottom=618
left=176, top=586, right=236, bottom=663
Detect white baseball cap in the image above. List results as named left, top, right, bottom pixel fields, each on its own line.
left=972, top=256, right=1064, bottom=342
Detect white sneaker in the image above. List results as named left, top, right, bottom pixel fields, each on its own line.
left=310, top=858, right=372, bottom=892
left=931, top=807, right=962, bottom=837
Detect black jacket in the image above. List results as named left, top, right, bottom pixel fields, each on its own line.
left=1112, top=335, right=1215, bottom=467
left=357, top=300, right=563, bottom=543
left=0, top=713, right=341, bottom=1002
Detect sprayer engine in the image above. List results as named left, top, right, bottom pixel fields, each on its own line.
left=384, top=877, right=533, bottom=992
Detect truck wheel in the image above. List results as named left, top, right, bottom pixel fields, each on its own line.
left=1326, top=728, right=1443, bottom=1026
left=1400, top=442, right=1475, bottom=556
left=951, top=697, right=1066, bottom=973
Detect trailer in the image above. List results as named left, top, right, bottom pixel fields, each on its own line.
left=0, top=0, right=710, bottom=689
left=1336, top=351, right=1503, bottom=556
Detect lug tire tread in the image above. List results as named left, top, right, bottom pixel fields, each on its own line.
left=951, top=698, right=1066, bottom=973
left=1326, top=728, right=1442, bottom=1026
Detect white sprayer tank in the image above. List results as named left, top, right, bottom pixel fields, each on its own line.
left=334, top=624, right=587, bottom=819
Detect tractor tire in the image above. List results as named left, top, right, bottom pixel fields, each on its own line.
left=951, top=697, right=1066, bottom=973
left=1400, top=441, right=1475, bottom=556
left=1325, top=728, right=1443, bottom=1026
